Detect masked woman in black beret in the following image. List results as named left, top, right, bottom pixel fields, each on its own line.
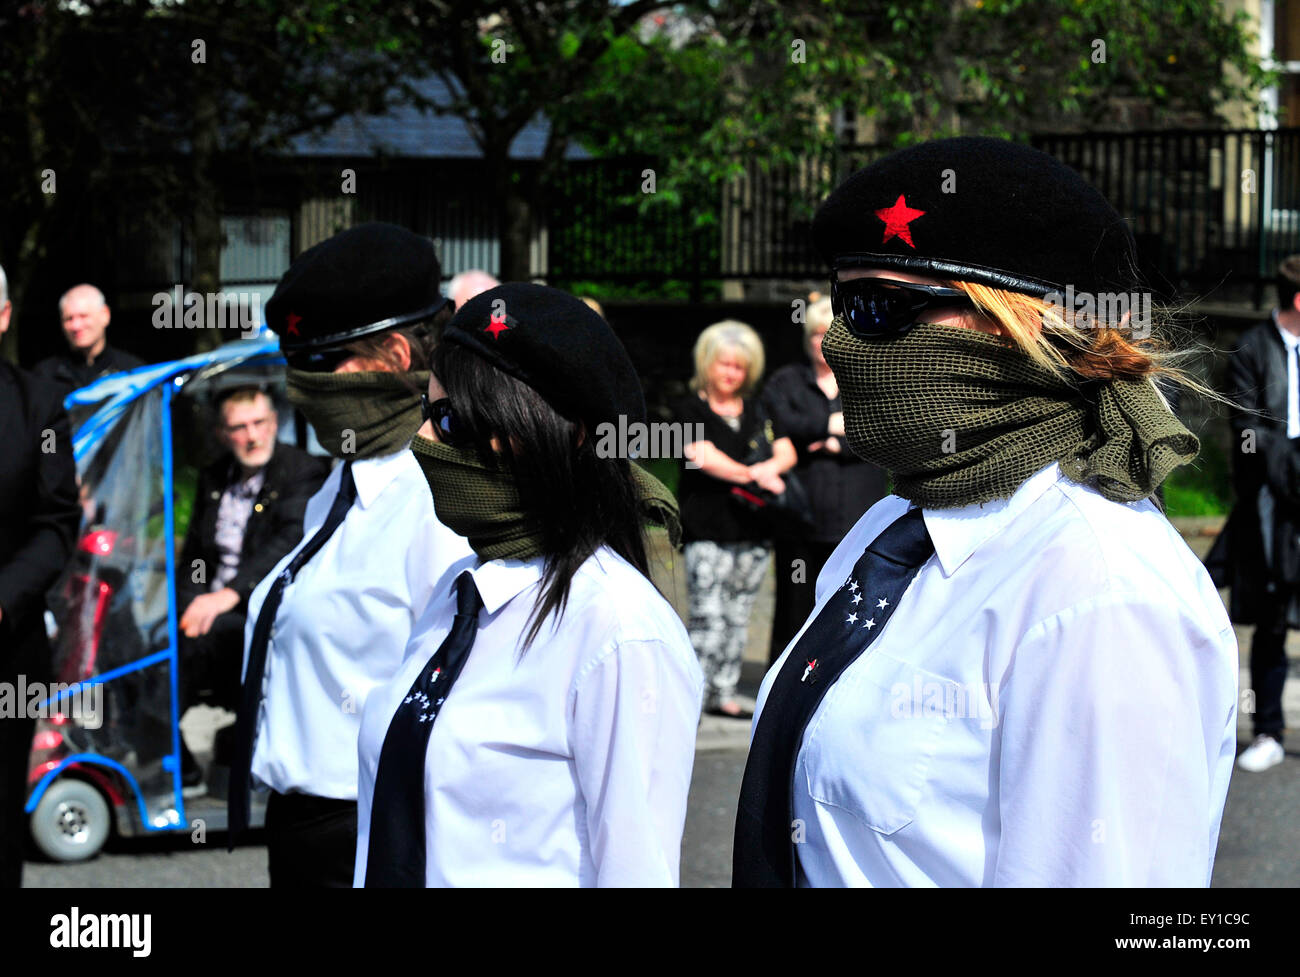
left=355, top=283, right=703, bottom=887
left=733, top=137, right=1238, bottom=888
left=227, top=223, right=474, bottom=887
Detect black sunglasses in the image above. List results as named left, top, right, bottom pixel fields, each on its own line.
left=284, top=346, right=355, bottom=373
left=831, top=277, right=976, bottom=339
left=420, top=392, right=470, bottom=447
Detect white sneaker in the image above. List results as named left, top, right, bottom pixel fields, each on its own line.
left=1236, top=734, right=1285, bottom=772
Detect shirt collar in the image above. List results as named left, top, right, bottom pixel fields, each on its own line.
left=920, top=462, right=1064, bottom=577
left=348, top=447, right=414, bottom=510
left=1273, top=310, right=1300, bottom=350
left=233, top=468, right=265, bottom=497
left=466, top=558, right=544, bottom=615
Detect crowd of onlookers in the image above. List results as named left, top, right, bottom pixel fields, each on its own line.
left=3, top=248, right=1296, bottom=886
left=0, top=265, right=889, bottom=776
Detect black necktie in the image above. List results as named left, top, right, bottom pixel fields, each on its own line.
left=364, top=570, right=483, bottom=887
left=732, top=506, right=935, bottom=887
left=227, top=461, right=356, bottom=847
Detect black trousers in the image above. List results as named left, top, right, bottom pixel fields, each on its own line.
left=0, top=710, right=36, bottom=888
left=180, top=609, right=247, bottom=712
left=265, top=791, right=358, bottom=888
left=768, top=538, right=840, bottom=667
left=1250, top=593, right=1291, bottom=743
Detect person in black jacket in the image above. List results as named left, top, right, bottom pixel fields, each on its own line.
left=761, top=296, right=889, bottom=664
left=1206, top=255, right=1300, bottom=774
left=176, top=386, right=329, bottom=779
left=0, top=268, right=82, bottom=887
left=30, top=284, right=143, bottom=396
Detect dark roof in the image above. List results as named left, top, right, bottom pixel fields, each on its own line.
left=289, top=75, right=589, bottom=161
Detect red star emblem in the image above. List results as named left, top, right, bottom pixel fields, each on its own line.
left=285, top=312, right=302, bottom=337
left=875, top=194, right=926, bottom=248
left=484, top=311, right=510, bottom=340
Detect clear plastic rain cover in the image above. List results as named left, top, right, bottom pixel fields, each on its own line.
left=49, top=383, right=181, bottom=828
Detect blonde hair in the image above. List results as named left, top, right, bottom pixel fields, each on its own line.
left=949, top=281, right=1221, bottom=402
left=804, top=296, right=834, bottom=341
left=691, top=319, right=765, bottom=396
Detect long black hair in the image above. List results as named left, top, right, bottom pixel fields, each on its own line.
left=430, top=340, right=653, bottom=648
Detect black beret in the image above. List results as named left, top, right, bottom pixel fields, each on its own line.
left=265, top=222, right=448, bottom=352
left=441, top=283, right=646, bottom=430
left=812, top=137, right=1140, bottom=298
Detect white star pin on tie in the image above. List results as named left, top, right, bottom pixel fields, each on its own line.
left=848, top=579, right=859, bottom=592
left=846, top=612, right=858, bottom=624
left=851, top=593, right=863, bottom=605
left=862, top=618, right=876, bottom=630
left=876, top=597, right=890, bottom=610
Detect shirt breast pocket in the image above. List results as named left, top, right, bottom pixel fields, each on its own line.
left=802, top=653, right=956, bottom=836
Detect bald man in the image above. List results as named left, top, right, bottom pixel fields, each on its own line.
left=31, top=284, right=143, bottom=396
left=447, top=269, right=500, bottom=311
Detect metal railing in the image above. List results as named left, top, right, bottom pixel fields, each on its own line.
left=545, top=130, right=1300, bottom=302
left=1032, top=127, right=1300, bottom=303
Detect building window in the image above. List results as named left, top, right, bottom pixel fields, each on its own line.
left=220, top=214, right=291, bottom=308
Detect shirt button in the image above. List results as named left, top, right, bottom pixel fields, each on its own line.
left=254, top=503, right=264, bottom=513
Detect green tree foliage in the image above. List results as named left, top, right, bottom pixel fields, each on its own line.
left=0, top=0, right=403, bottom=359
left=540, top=0, right=1272, bottom=296
left=0, top=1, right=1276, bottom=334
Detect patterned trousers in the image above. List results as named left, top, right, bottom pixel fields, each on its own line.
left=685, top=540, right=771, bottom=709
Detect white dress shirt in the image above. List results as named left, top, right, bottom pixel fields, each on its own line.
left=756, top=462, right=1238, bottom=887
left=1272, top=313, right=1300, bottom=438
left=243, top=449, right=474, bottom=799
left=354, top=547, right=704, bottom=887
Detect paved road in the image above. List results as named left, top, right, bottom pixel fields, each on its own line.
left=22, top=525, right=1300, bottom=887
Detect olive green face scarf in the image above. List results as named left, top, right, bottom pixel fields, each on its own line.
left=820, top=317, right=1199, bottom=509
left=285, top=368, right=428, bottom=459
left=409, top=434, right=683, bottom=561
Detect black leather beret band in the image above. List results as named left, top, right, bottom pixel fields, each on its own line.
left=279, top=295, right=450, bottom=353
left=832, top=253, right=1063, bottom=299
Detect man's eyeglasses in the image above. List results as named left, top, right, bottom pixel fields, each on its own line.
left=830, top=277, right=976, bottom=340
left=420, top=392, right=469, bottom=447
left=284, top=346, right=355, bottom=373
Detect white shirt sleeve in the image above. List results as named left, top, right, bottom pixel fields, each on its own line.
left=569, top=637, right=700, bottom=887
left=993, top=592, right=1237, bottom=887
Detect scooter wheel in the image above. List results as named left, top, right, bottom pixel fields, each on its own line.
left=30, top=778, right=111, bottom=862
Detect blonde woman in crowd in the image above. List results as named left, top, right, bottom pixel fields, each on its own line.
left=675, top=321, right=796, bottom=719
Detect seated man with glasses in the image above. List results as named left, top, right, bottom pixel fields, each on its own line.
left=176, top=385, right=330, bottom=791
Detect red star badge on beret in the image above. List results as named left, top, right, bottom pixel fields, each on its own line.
left=484, top=311, right=510, bottom=340
left=285, top=312, right=302, bottom=337
left=875, top=194, right=926, bottom=248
